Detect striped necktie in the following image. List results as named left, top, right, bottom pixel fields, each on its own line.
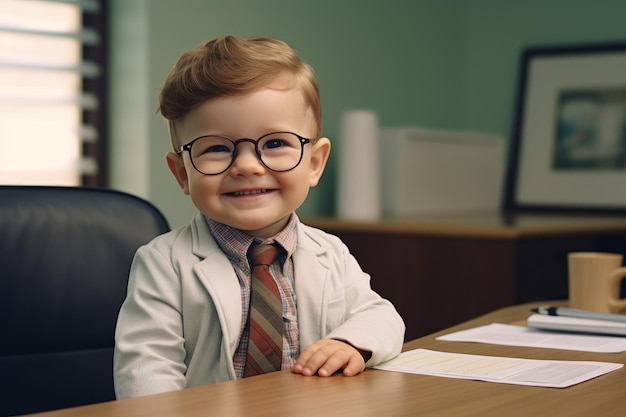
left=243, top=243, right=283, bottom=377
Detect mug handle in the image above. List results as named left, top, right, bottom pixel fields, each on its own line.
left=609, top=267, right=626, bottom=313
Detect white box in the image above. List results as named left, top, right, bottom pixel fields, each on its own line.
left=379, top=127, right=505, bottom=216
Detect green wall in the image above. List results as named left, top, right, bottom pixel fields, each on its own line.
left=463, top=0, right=626, bottom=134
left=109, top=0, right=626, bottom=227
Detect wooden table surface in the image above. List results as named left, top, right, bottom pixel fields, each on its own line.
left=27, top=301, right=626, bottom=417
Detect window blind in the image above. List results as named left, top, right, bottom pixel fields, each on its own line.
left=0, top=0, right=107, bottom=186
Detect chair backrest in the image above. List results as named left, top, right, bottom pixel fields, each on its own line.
left=0, top=186, right=170, bottom=416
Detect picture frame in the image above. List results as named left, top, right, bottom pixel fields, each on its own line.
left=504, top=41, right=626, bottom=214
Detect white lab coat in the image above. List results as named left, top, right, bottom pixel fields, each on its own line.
left=114, top=213, right=405, bottom=398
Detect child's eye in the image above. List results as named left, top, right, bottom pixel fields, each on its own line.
left=194, top=141, right=232, bottom=155
left=263, top=139, right=286, bottom=149
left=206, top=144, right=231, bottom=153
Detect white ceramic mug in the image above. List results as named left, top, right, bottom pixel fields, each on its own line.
left=568, top=252, right=626, bottom=313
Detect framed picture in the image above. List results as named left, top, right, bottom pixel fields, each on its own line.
left=504, top=42, right=626, bottom=214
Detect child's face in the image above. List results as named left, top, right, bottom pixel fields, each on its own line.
left=166, top=84, right=330, bottom=238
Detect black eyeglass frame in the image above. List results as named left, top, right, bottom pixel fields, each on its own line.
left=177, top=131, right=312, bottom=175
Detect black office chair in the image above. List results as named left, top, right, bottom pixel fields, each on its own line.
left=0, top=186, right=170, bottom=416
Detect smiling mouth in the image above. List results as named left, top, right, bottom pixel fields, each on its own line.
left=231, top=189, right=269, bottom=196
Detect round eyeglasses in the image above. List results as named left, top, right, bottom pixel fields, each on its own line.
left=177, top=131, right=312, bottom=175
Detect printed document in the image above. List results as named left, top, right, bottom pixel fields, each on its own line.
left=374, top=348, right=622, bottom=388
left=436, top=323, right=626, bottom=353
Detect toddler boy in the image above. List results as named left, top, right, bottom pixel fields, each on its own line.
left=113, top=35, right=405, bottom=399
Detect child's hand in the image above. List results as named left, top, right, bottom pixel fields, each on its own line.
left=292, top=339, right=368, bottom=377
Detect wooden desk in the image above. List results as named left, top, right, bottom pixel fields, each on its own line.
left=302, top=213, right=626, bottom=340
left=27, top=302, right=626, bottom=417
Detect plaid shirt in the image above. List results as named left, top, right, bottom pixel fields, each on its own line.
left=206, top=215, right=300, bottom=378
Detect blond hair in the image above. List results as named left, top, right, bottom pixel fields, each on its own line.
left=158, top=35, right=321, bottom=149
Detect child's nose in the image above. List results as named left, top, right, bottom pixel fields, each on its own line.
left=229, top=143, right=266, bottom=175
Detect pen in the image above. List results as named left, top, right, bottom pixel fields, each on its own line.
left=532, top=306, right=626, bottom=323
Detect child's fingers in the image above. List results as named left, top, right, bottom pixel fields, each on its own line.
left=316, top=351, right=350, bottom=377
left=341, top=354, right=366, bottom=376
left=292, top=343, right=322, bottom=374
left=292, top=339, right=366, bottom=377
left=299, top=342, right=337, bottom=376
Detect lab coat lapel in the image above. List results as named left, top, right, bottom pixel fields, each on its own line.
left=293, top=224, right=330, bottom=348
left=189, top=214, right=243, bottom=355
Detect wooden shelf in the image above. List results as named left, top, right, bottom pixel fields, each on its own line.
left=302, top=212, right=626, bottom=341
left=302, top=212, right=626, bottom=238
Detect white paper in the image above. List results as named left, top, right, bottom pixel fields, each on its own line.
left=437, top=323, right=626, bottom=353
left=374, top=348, right=622, bottom=388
